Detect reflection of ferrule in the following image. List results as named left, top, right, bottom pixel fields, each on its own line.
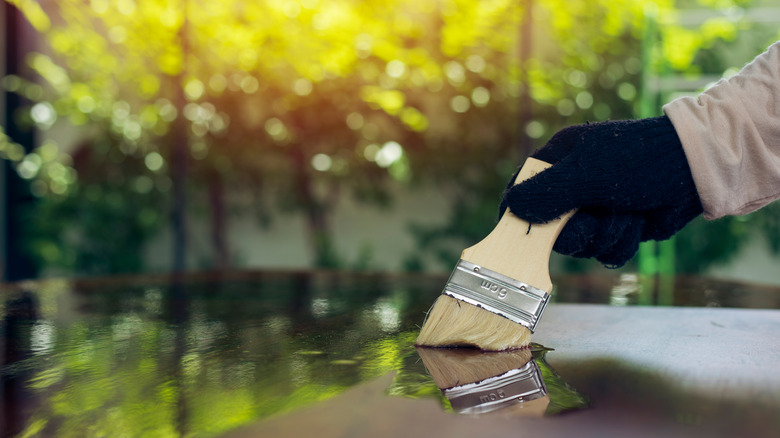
left=443, top=259, right=550, bottom=332
left=444, top=359, right=547, bottom=415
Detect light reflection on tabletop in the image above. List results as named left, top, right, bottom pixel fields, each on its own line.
left=1, top=270, right=779, bottom=437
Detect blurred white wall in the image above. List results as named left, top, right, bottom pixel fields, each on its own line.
left=705, top=234, right=780, bottom=286
left=138, top=183, right=780, bottom=287
left=144, top=184, right=453, bottom=274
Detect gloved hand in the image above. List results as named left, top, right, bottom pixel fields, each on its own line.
left=499, top=115, right=703, bottom=267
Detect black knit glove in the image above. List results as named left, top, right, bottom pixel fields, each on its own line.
left=499, top=116, right=703, bottom=267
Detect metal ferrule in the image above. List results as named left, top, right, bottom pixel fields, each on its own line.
left=444, top=359, right=547, bottom=414
left=443, top=259, right=550, bottom=332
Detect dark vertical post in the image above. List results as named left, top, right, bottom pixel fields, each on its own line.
left=171, top=1, right=189, bottom=273
left=169, top=281, right=189, bottom=436
left=209, top=174, right=228, bottom=269
left=2, top=3, right=36, bottom=281
left=1, top=2, right=7, bottom=281
left=516, top=0, right=533, bottom=159
left=1, top=292, right=40, bottom=437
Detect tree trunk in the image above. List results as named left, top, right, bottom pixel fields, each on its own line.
left=290, top=147, right=338, bottom=268
left=2, top=3, right=37, bottom=281
left=209, top=173, right=229, bottom=269
left=171, top=5, right=189, bottom=274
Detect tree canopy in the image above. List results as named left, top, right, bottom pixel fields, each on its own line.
left=3, top=0, right=778, bottom=274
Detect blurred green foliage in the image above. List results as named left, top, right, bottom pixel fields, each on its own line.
left=3, top=0, right=780, bottom=276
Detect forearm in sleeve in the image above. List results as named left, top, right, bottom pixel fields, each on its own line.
left=663, top=41, right=780, bottom=219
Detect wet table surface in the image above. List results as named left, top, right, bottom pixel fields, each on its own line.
left=2, top=270, right=780, bottom=438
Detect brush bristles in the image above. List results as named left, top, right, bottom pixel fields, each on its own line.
left=415, top=295, right=532, bottom=351
left=416, top=347, right=532, bottom=389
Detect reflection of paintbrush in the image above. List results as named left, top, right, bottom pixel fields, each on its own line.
left=416, top=158, right=574, bottom=350
left=416, top=347, right=549, bottom=416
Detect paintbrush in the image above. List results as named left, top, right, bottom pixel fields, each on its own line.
left=416, top=347, right=549, bottom=416
left=415, top=157, right=574, bottom=351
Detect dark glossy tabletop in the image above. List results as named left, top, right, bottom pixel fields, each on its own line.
left=2, top=270, right=780, bottom=437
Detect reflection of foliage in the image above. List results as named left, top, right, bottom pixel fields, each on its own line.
left=383, top=334, right=447, bottom=403
left=530, top=344, right=590, bottom=415
left=6, top=272, right=444, bottom=436
left=389, top=343, right=589, bottom=416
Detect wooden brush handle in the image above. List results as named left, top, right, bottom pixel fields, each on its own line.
left=461, top=157, right=574, bottom=293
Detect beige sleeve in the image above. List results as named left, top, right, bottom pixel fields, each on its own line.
left=663, top=41, right=780, bottom=220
